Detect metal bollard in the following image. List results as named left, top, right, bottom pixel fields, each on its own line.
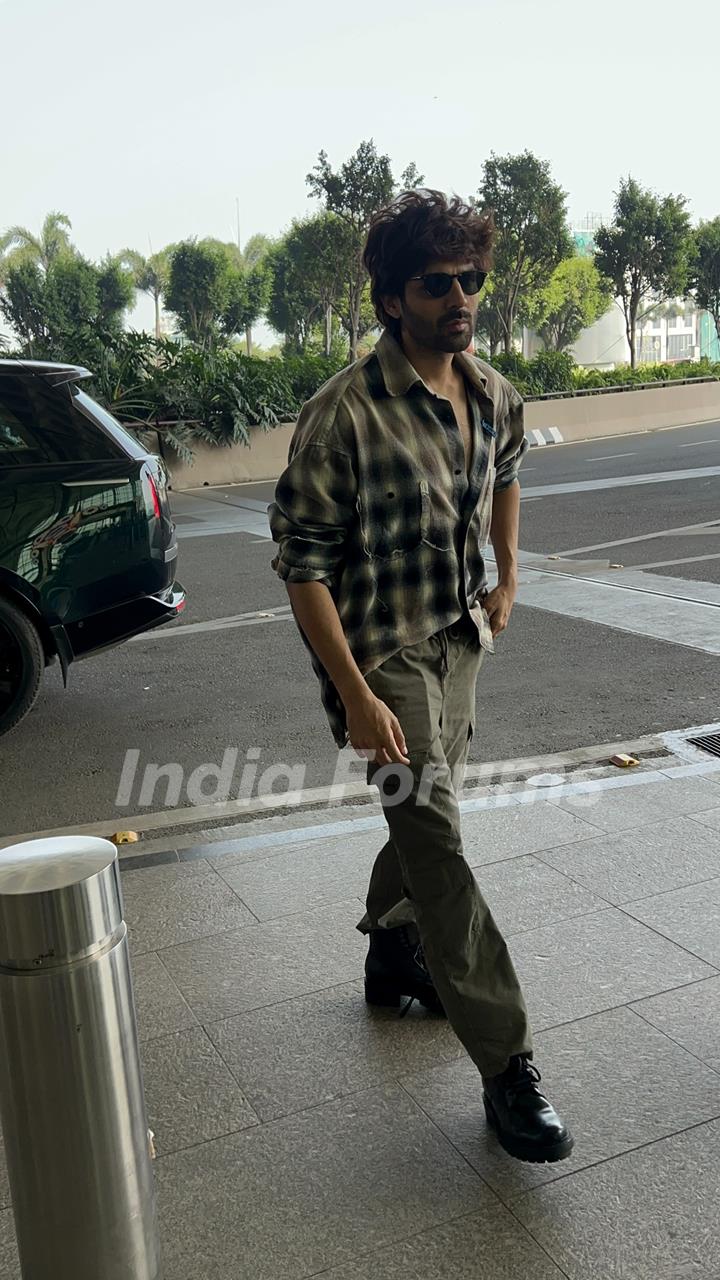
left=0, top=836, right=161, bottom=1279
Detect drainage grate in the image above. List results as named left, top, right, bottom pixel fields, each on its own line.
left=687, top=733, right=720, bottom=759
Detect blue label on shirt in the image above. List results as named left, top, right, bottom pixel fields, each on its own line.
left=481, top=418, right=497, bottom=438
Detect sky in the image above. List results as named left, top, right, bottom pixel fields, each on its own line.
left=2, top=0, right=719, bottom=335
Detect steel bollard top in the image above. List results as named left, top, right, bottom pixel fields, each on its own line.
left=0, top=836, right=124, bottom=971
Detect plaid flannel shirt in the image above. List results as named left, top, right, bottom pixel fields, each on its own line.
left=268, top=329, right=528, bottom=749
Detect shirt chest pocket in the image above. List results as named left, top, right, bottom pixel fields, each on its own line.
left=358, top=475, right=430, bottom=561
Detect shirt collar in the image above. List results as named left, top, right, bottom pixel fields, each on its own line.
left=374, top=328, right=489, bottom=399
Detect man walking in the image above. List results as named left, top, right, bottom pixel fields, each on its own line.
left=268, top=189, right=573, bottom=1164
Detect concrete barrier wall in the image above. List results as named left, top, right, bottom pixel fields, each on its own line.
left=166, top=380, right=720, bottom=489
left=167, top=423, right=296, bottom=488
left=524, top=379, right=720, bottom=443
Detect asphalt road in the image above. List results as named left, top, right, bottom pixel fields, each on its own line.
left=1, top=419, right=719, bottom=840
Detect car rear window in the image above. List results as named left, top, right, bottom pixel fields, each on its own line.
left=73, top=389, right=149, bottom=460
left=0, top=375, right=121, bottom=464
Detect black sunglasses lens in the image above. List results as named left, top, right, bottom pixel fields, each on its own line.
left=422, top=273, right=453, bottom=297
left=459, top=270, right=486, bottom=295
left=421, top=271, right=486, bottom=297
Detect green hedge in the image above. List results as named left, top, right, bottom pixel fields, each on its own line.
left=489, top=351, right=720, bottom=397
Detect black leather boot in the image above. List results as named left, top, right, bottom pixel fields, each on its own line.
left=364, top=924, right=445, bottom=1016
left=483, top=1054, right=574, bottom=1163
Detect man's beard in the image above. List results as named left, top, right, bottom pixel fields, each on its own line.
left=403, top=308, right=474, bottom=353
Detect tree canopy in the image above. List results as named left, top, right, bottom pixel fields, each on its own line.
left=594, top=178, right=692, bottom=367
left=528, top=256, right=613, bottom=352
left=1, top=252, right=134, bottom=362
left=306, top=139, right=421, bottom=359
left=689, top=217, right=720, bottom=346
left=476, top=151, right=572, bottom=355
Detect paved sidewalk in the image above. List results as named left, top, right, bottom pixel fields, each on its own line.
left=3, top=746, right=720, bottom=1278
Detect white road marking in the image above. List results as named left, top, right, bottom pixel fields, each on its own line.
left=678, top=439, right=719, bottom=447
left=513, top=561, right=720, bottom=654
left=590, top=453, right=637, bottom=461
left=522, top=465, right=720, bottom=499
left=172, top=467, right=720, bottom=542
left=129, top=605, right=293, bottom=642
left=627, top=552, right=720, bottom=572
left=550, top=519, right=719, bottom=559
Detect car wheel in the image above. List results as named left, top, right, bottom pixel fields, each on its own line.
left=0, top=597, right=44, bottom=735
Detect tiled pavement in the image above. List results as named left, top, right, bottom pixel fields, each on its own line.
left=3, top=757, right=720, bottom=1278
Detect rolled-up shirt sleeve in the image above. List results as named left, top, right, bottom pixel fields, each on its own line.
left=268, top=408, right=357, bottom=585
left=493, top=390, right=529, bottom=493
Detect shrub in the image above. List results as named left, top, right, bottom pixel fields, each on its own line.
left=80, top=336, right=344, bottom=459
left=524, top=351, right=576, bottom=394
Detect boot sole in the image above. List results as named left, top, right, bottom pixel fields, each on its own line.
left=364, top=973, right=446, bottom=1016
left=483, top=1094, right=574, bottom=1164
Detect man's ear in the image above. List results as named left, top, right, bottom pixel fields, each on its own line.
left=382, top=293, right=402, bottom=320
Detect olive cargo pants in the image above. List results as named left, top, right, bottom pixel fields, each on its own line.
left=355, top=614, right=533, bottom=1078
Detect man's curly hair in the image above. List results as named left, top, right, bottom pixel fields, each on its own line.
left=363, top=189, right=494, bottom=333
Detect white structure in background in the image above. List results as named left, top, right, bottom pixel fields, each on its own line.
left=571, top=295, right=699, bottom=370
left=525, top=216, right=703, bottom=370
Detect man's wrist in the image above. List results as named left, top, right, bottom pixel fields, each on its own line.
left=337, top=673, right=373, bottom=710
left=498, top=569, right=518, bottom=589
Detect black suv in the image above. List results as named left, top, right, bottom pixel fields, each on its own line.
left=0, top=359, right=185, bottom=735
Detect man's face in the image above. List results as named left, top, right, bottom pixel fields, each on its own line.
left=383, top=257, right=481, bottom=353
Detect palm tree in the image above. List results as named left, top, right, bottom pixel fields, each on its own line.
left=117, top=247, right=173, bottom=339
left=0, top=211, right=73, bottom=275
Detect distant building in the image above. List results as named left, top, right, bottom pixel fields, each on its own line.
left=524, top=218, right=717, bottom=370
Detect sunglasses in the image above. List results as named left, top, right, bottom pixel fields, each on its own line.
left=407, top=269, right=487, bottom=298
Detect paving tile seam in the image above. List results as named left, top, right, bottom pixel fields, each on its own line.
left=394, top=1078, right=508, bottom=1200
left=151, top=949, right=203, bottom=1023
left=195, top=974, right=378, bottom=1027
left=212, top=862, right=262, bottom=924
left=510, top=1113, right=720, bottom=1209
left=628, top=1005, right=720, bottom=1081
left=131, top=912, right=261, bottom=958
left=521, top=853, right=617, bottom=909
left=611, top=865, right=720, bottom=909
left=180, top=888, right=366, bottom=932
left=200, top=975, right=370, bottom=1032
left=215, top=1057, right=465, bottom=1132
left=522, top=988, right=720, bottom=1045
left=613, top=904, right=720, bottom=974
left=500, top=1202, right=574, bottom=1280
left=298, top=1201, right=574, bottom=1280
left=686, top=813, right=720, bottom=833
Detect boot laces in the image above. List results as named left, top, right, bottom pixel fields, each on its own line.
left=506, top=1058, right=542, bottom=1101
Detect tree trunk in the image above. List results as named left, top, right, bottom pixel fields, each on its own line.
left=245, top=325, right=253, bottom=357
left=154, top=291, right=161, bottom=340
left=503, top=302, right=514, bottom=355
left=622, top=302, right=635, bottom=369
left=349, top=294, right=360, bottom=362
left=324, top=305, right=332, bottom=358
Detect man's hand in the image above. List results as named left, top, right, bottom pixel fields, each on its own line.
left=345, top=689, right=410, bottom=766
left=483, top=580, right=518, bottom=637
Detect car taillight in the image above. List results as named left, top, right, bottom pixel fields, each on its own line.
left=146, top=473, right=162, bottom=520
